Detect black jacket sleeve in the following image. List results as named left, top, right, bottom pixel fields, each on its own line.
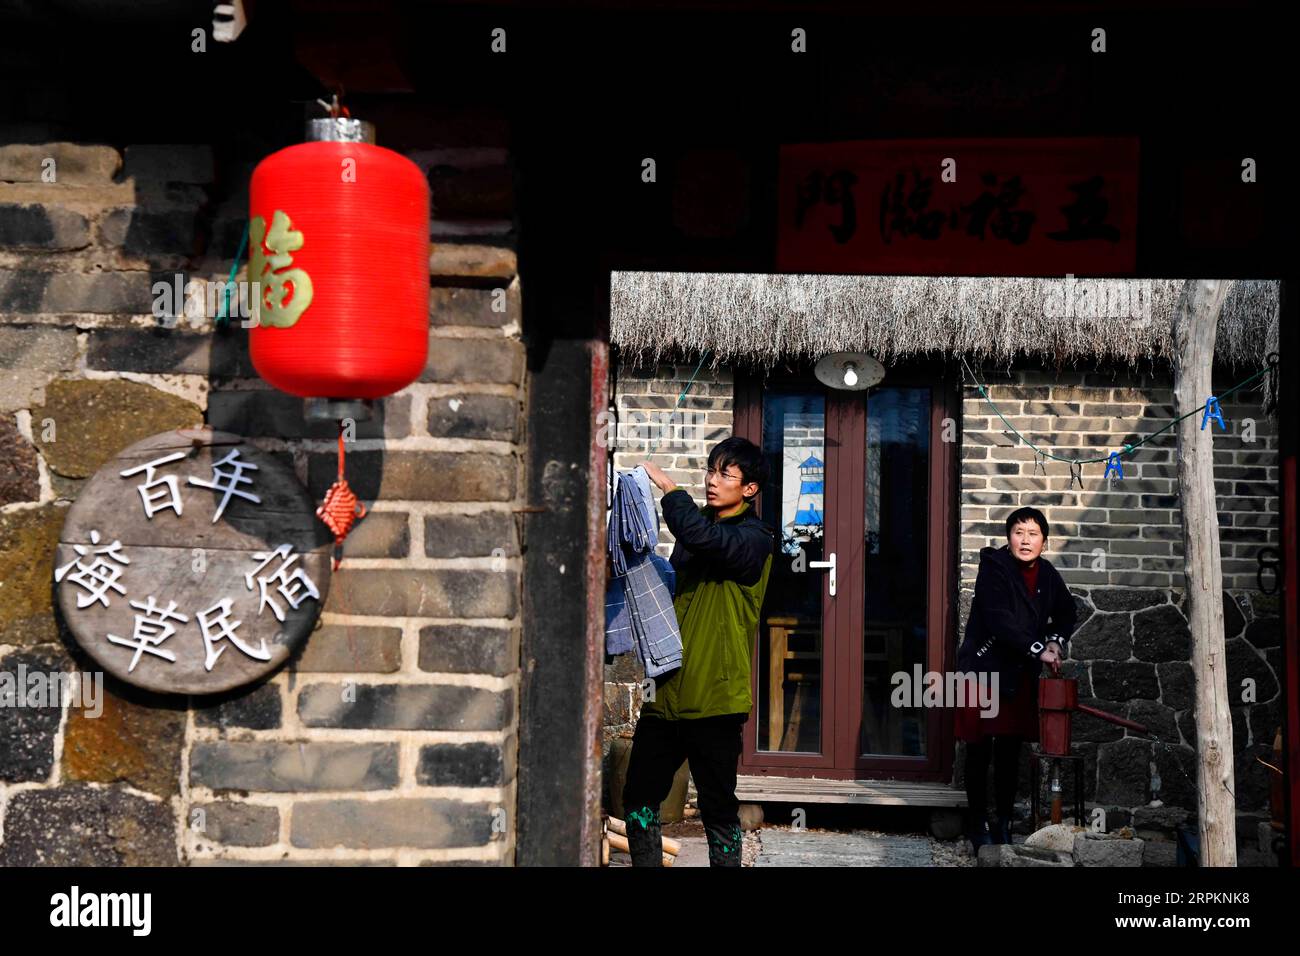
left=1044, top=566, right=1076, bottom=650
left=974, top=564, right=1044, bottom=659
left=660, top=489, right=770, bottom=587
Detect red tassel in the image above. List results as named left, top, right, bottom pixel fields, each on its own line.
left=317, top=426, right=367, bottom=570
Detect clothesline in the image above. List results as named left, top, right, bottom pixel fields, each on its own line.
left=960, top=354, right=1278, bottom=469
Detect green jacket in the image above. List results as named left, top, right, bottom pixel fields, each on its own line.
left=640, top=490, right=775, bottom=720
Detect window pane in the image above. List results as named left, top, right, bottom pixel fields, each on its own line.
left=757, top=391, right=825, bottom=754
left=861, top=387, right=930, bottom=757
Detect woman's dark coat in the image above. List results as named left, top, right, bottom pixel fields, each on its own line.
left=957, top=544, right=1077, bottom=697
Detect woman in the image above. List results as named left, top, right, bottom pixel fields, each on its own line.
left=955, top=506, right=1076, bottom=850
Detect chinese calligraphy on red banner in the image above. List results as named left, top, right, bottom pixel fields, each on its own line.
left=777, top=138, right=1139, bottom=276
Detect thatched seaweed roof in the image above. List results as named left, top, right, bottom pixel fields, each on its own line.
left=609, top=273, right=1280, bottom=370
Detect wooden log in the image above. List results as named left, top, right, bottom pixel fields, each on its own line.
left=605, top=816, right=681, bottom=854
left=1174, top=278, right=1238, bottom=867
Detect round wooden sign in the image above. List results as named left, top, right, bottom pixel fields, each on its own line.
left=54, top=427, right=332, bottom=694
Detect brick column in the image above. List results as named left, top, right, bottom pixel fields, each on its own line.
left=1, top=136, right=526, bottom=866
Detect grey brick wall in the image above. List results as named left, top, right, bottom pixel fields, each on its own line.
left=958, top=367, right=1278, bottom=589
left=0, top=130, right=524, bottom=866
left=610, top=358, right=734, bottom=549
left=605, top=357, right=1283, bottom=860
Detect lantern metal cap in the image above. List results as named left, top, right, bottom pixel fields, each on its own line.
left=306, top=117, right=376, bottom=144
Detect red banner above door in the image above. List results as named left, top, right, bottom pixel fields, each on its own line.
left=777, top=137, right=1139, bottom=276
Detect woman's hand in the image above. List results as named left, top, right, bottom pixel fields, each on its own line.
left=1039, top=640, right=1063, bottom=672
left=639, top=460, right=677, bottom=493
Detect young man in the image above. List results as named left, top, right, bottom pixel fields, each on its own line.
left=622, top=436, right=775, bottom=867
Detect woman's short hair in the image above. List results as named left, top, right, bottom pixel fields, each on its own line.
left=1005, top=506, right=1049, bottom=539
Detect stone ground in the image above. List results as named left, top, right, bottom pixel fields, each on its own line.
left=603, top=803, right=1232, bottom=868
left=750, top=827, right=941, bottom=866
left=608, top=816, right=975, bottom=867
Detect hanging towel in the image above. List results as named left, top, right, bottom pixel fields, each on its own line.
left=604, top=466, right=682, bottom=677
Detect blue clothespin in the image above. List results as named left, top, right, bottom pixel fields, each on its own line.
left=1104, top=452, right=1124, bottom=480
left=1201, top=396, right=1226, bottom=431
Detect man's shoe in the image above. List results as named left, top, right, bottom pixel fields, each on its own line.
left=705, top=821, right=744, bottom=868
left=625, top=805, right=664, bottom=867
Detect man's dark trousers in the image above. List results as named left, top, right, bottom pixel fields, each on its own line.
left=622, top=713, right=746, bottom=867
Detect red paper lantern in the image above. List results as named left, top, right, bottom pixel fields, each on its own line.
left=248, top=117, right=429, bottom=400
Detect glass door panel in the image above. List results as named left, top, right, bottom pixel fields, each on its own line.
left=757, top=391, right=826, bottom=754
left=860, top=386, right=931, bottom=758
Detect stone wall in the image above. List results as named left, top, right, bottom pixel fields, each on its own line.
left=603, top=357, right=1283, bottom=863
left=0, top=132, right=526, bottom=865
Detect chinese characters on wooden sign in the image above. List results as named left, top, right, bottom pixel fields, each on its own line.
left=777, top=137, right=1139, bottom=275
left=54, top=427, right=332, bottom=694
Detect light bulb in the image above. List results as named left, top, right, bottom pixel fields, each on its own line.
left=842, top=363, right=858, bottom=387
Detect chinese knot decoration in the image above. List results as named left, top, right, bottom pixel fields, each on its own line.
left=247, top=113, right=430, bottom=565
left=54, top=428, right=333, bottom=695
left=316, top=429, right=367, bottom=570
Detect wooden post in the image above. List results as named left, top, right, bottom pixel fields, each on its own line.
left=1173, top=278, right=1237, bottom=866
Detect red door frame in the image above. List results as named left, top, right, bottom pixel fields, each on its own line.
left=734, top=361, right=960, bottom=781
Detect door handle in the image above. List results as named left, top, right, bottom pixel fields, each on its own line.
left=808, top=552, right=836, bottom=597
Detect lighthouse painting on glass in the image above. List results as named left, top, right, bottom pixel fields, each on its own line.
left=791, top=454, right=824, bottom=538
